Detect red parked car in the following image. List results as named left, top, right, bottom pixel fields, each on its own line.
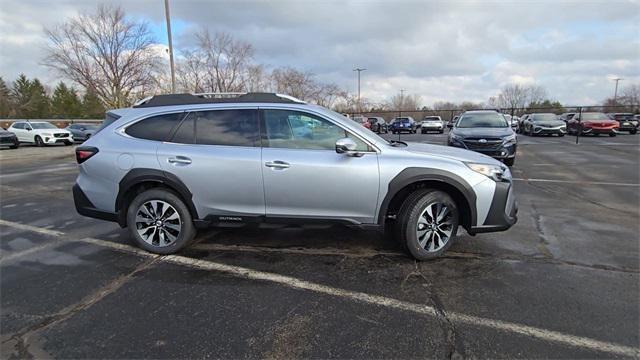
left=567, top=112, right=619, bottom=137
left=352, top=116, right=371, bottom=130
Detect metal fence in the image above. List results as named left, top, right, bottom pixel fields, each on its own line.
left=0, top=119, right=102, bottom=130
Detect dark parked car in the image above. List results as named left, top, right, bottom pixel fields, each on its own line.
left=558, top=113, right=576, bottom=123
left=367, top=117, right=388, bottom=133
left=447, top=110, right=517, bottom=166
left=521, top=113, right=566, bottom=136
left=607, top=113, right=638, bottom=134
left=66, top=123, right=100, bottom=141
left=516, top=114, right=530, bottom=133
left=567, top=112, right=619, bottom=136
left=389, top=117, right=417, bottom=134
left=0, top=129, right=19, bottom=149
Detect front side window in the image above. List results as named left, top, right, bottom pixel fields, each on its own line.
left=195, top=109, right=259, bottom=147
left=125, top=112, right=185, bottom=141
left=12, top=123, right=24, bottom=129
left=263, top=109, right=369, bottom=151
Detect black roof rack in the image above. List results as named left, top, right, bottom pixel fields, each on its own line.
left=132, top=92, right=306, bottom=108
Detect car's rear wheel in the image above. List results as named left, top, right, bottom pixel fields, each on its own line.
left=34, top=136, right=44, bottom=147
left=609, top=132, right=616, bottom=137
left=127, top=188, right=196, bottom=254
left=9, top=141, right=19, bottom=149
left=396, top=189, right=459, bottom=260
left=630, top=129, right=637, bottom=135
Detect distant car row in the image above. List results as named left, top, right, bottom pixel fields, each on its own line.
left=349, top=115, right=446, bottom=134
left=515, top=112, right=638, bottom=137
left=0, top=121, right=99, bottom=149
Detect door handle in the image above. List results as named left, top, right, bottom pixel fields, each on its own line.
left=168, top=156, right=192, bottom=165
left=265, top=160, right=290, bottom=169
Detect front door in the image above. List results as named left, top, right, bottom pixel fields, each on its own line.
left=260, top=109, right=379, bottom=224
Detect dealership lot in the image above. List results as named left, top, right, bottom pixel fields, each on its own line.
left=1, top=133, right=639, bottom=358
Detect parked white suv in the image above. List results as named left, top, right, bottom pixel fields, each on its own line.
left=8, top=121, right=73, bottom=146
left=73, top=93, right=517, bottom=260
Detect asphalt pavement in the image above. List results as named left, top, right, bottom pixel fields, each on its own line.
left=1, top=131, right=639, bottom=359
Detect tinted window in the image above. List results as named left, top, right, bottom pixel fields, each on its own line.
left=195, top=109, right=258, bottom=146
left=12, top=123, right=24, bottom=129
left=125, top=113, right=185, bottom=141
left=263, top=109, right=368, bottom=151
left=97, top=112, right=122, bottom=133
left=531, top=114, right=558, bottom=122
left=31, top=122, right=57, bottom=129
left=171, top=113, right=195, bottom=144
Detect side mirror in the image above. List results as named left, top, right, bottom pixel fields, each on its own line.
left=447, top=123, right=453, bottom=129
left=26, top=127, right=32, bottom=131
left=335, top=137, right=362, bottom=157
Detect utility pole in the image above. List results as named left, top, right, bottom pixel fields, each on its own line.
left=398, top=89, right=406, bottom=141
left=164, top=0, right=176, bottom=93
left=353, top=68, right=366, bottom=112
left=613, top=78, right=623, bottom=104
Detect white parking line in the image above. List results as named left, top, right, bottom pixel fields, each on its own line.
left=0, top=163, right=77, bottom=178
left=513, top=178, right=640, bottom=187
left=0, top=218, right=638, bottom=357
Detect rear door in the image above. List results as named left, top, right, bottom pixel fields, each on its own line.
left=157, top=108, right=265, bottom=220
left=10, top=123, right=27, bottom=141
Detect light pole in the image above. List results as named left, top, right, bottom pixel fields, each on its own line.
left=164, top=0, right=176, bottom=93
left=613, top=78, right=623, bottom=104
left=353, top=68, right=366, bottom=112
left=398, top=89, right=406, bottom=141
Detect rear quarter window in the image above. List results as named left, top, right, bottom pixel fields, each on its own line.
left=125, top=112, right=185, bottom=141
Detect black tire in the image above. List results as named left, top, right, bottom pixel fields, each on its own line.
left=9, top=142, right=19, bottom=149
left=439, top=130, right=444, bottom=134
left=395, top=189, right=459, bottom=260
left=64, top=140, right=73, bottom=146
left=126, top=188, right=197, bottom=255
left=504, top=157, right=515, bottom=166
left=630, top=129, right=637, bottom=135
left=421, top=130, right=426, bottom=134
left=609, top=132, right=616, bottom=137
left=34, top=135, right=45, bottom=147
left=558, top=133, right=565, bottom=137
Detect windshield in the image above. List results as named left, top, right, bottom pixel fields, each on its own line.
left=78, top=124, right=99, bottom=129
left=456, top=113, right=508, bottom=128
left=30, top=122, right=57, bottom=129
left=613, top=114, right=634, bottom=120
left=423, top=117, right=440, bottom=121
left=581, top=113, right=608, bottom=121
left=532, top=114, right=559, bottom=122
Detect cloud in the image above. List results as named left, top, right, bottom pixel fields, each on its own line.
left=0, top=0, right=638, bottom=105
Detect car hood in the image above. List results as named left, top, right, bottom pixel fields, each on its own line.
left=404, top=142, right=502, bottom=165
left=451, top=127, right=513, bottom=138
left=0, top=130, right=15, bottom=136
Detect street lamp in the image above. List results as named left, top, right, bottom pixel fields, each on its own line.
left=164, top=0, right=176, bottom=93
left=612, top=78, right=624, bottom=104
left=353, top=68, right=366, bottom=112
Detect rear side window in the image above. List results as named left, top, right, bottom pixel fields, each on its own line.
left=125, top=113, right=185, bottom=141
left=194, top=110, right=259, bottom=146
left=12, top=123, right=24, bottom=129
left=96, top=112, right=122, bottom=133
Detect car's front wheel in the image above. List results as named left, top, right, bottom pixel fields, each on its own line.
left=396, top=189, right=459, bottom=260
left=127, top=188, right=197, bottom=254
left=34, top=135, right=45, bottom=147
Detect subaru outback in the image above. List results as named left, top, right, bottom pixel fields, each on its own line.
left=73, top=93, right=517, bottom=260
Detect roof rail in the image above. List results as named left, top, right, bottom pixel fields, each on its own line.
left=132, top=92, right=306, bottom=108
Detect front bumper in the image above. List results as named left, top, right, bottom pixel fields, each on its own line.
left=421, top=125, right=443, bottom=131
left=468, top=180, right=517, bottom=234
left=582, top=127, right=618, bottom=135
left=533, top=126, right=566, bottom=135
left=449, top=140, right=517, bottom=159
left=43, top=134, right=73, bottom=144
left=0, top=135, right=18, bottom=145
left=617, top=122, right=638, bottom=132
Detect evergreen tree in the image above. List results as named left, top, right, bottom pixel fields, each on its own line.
left=11, top=75, right=51, bottom=118
left=0, top=77, right=12, bottom=118
left=51, top=82, right=82, bottom=118
left=81, top=88, right=105, bottom=119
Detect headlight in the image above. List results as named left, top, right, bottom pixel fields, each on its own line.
left=466, top=162, right=511, bottom=182
left=503, top=134, right=517, bottom=145
left=449, top=133, right=463, bottom=141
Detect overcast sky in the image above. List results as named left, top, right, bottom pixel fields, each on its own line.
left=1, top=0, right=638, bottom=105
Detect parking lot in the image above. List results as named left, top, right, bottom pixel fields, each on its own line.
left=1, top=132, right=639, bottom=358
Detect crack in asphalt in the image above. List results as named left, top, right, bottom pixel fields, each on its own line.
left=1, top=256, right=160, bottom=358
left=403, top=263, right=465, bottom=359
left=530, top=202, right=555, bottom=259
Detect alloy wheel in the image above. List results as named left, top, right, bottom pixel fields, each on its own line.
left=416, top=201, right=454, bottom=252
left=135, top=200, right=181, bottom=247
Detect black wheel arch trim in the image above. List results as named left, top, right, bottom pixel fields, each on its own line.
left=377, top=167, right=478, bottom=229
left=116, top=168, right=198, bottom=227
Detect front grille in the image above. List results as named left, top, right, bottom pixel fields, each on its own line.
left=0, top=136, right=16, bottom=143
left=463, top=139, right=502, bottom=150
left=54, top=133, right=69, bottom=138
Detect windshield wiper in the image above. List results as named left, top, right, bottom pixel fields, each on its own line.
left=388, top=140, right=408, bottom=147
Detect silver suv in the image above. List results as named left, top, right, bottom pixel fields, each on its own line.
left=73, top=93, right=517, bottom=260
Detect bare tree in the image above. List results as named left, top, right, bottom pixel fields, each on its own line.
left=271, top=67, right=321, bottom=101
left=44, top=5, right=160, bottom=108
left=388, top=93, right=421, bottom=110
left=243, top=64, right=272, bottom=93
left=619, top=84, right=640, bottom=106
left=492, top=83, right=548, bottom=110
left=177, top=49, right=207, bottom=93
